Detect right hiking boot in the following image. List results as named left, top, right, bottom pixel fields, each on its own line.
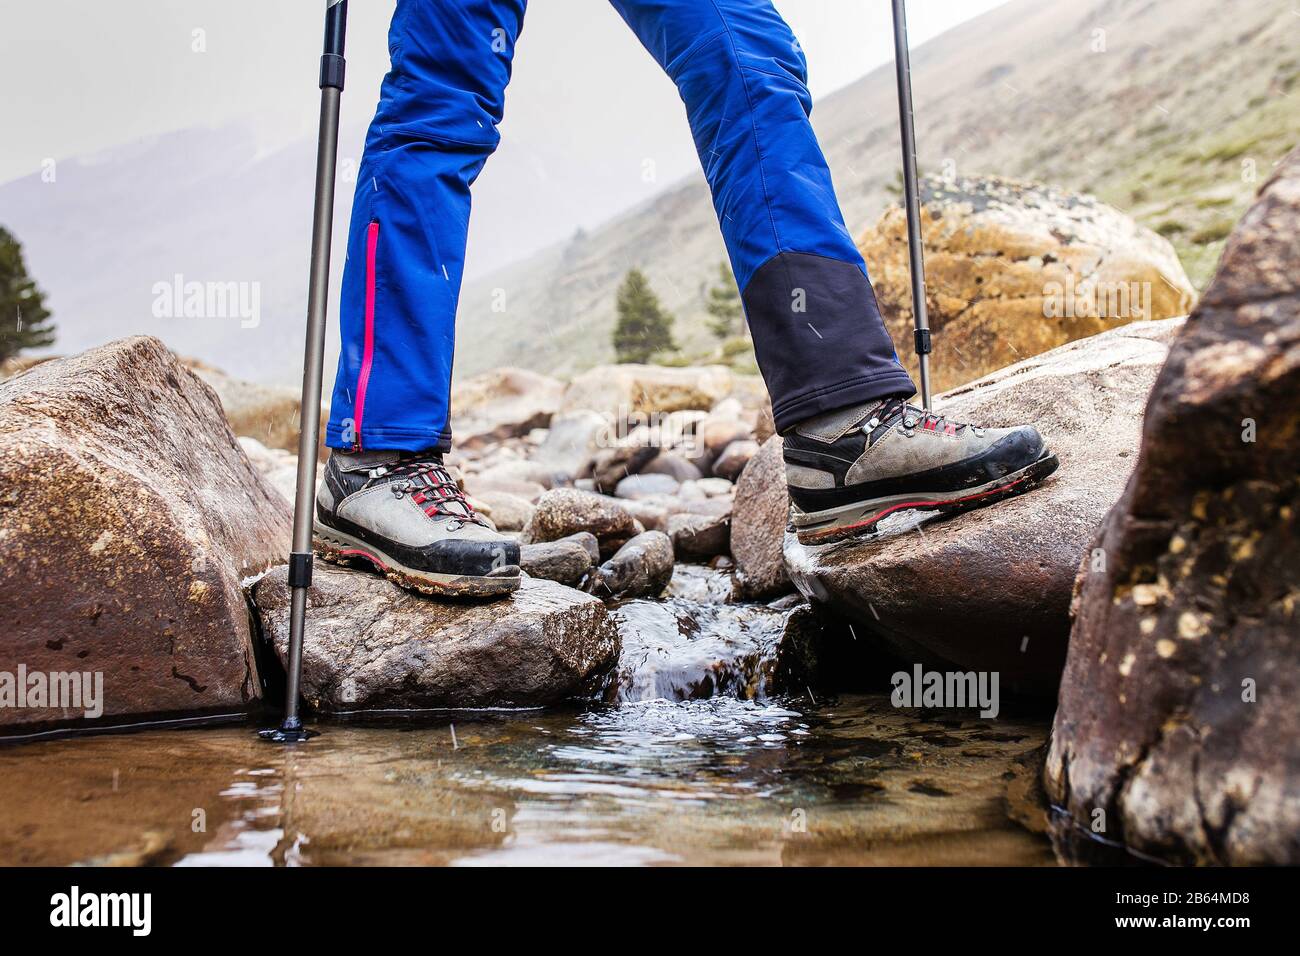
left=314, top=449, right=521, bottom=598
left=783, top=397, right=1059, bottom=545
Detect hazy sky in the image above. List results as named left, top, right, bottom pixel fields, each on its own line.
left=0, top=0, right=1008, bottom=186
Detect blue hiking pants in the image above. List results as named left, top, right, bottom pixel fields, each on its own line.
left=326, top=0, right=916, bottom=452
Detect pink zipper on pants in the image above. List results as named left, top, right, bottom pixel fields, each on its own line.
left=352, top=220, right=379, bottom=450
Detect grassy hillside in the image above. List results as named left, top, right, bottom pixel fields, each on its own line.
left=453, top=0, right=1299, bottom=379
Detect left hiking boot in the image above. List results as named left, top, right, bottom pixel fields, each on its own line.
left=314, top=449, right=521, bottom=598
left=783, top=397, right=1058, bottom=545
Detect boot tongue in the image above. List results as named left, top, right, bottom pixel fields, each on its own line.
left=335, top=449, right=402, bottom=473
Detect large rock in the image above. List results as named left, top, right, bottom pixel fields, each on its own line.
left=859, top=175, right=1196, bottom=392
left=254, top=564, right=618, bottom=710
left=521, top=488, right=640, bottom=558
left=1045, top=148, right=1300, bottom=865
left=731, top=435, right=792, bottom=600
left=450, top=366, right=564, bottom=449
left=531, top=410, right=608, bottom=477
left=559, top=364, right=732, bottom=417
left=180, top=355, right=323, bottom=458
left=0, top=337, right=291, bottom=732
left=784, top=317, right=1185, bottom=695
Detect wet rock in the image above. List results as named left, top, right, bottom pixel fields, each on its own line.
left=711, top=439, right=759, bottom=481
left=614, top=472, right=679, bottom=500
left=0, top=337, right=291, bottom=732
left=450, top=366, right=564, bottom=448
left=641, top=452, right=703, bottom=483
left=1045, top=149, right=1300, bottom=866
left=859, top=175, right=1196, bottom=392
left=255, top=564, right=617, bottom=710
left=471, top=489, right=534, bottom=532
left=521, top=488, right=640, bottom=559
left=588, top=531, right=674, bottom=601
left=559, top=364, right=732, bottom=417
left=519, top=533, right=597, bottom=588
left=667, top=511, right=731, bottom=561
left=179, top=355, right=324, bottom=458
left=731, top=436, right=792, bottom=600
left=531, top=410, right=608, bottom=477
left=784, top=317, right=1185, bottom=695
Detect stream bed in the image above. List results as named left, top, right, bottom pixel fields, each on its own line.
left=0, top=694, right=1053, bottom=866
left=0, top=567, right=1056, bottom=866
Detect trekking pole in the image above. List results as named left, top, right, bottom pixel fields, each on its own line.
left=261, top=0, right=348, bottom=743
left=890, top=0, right=933, bottom=411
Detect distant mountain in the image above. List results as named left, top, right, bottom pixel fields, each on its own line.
left=452, top=0, right=1300, bottom=379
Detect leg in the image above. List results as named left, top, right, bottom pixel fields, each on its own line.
left=610, top=0, right=1056, bottom=543
left=326, top=0, right=527, bottom=452
left=316, top=0, right=526, bottom=599
left=607, top=0, right=916, bottom=432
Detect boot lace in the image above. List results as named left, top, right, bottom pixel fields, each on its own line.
left=875, top=397, right=980, bottom=437
left=372, top=455, right=489, bottom=530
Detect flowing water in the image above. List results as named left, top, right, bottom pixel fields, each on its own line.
left=0, top=567, right=1056, bottom=866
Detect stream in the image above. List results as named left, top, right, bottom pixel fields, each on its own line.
left=0, top=567, right=1055, bottom=866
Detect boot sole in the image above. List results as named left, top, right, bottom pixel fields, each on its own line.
left=792, top=449, right=1060, bottom=546
left=313, top=523, right=522, bottom=599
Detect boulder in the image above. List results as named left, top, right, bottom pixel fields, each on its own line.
left=559, top=364, right=732, bottom=418
left=588, top=531, right=675, bottom=601
left=180, top=355, right=323, bottom=458
left=731, top=436, right=792, bottom=600
left=0, top=337, right=291, bottom=732
left=667, top=511, right=731, bottom=562
left=531, top=410, right=608, bottom=477
left=450, top=366, right=564, bottom=448
left=858, top=175, right=1196, bottom=392
left=614, top=472, right=680, bottom=500
left=521, top=488, right=640, bottom=558
left=784, top=317, right=1185, bottom=695
left=1045, top=148, right=1300, bottom=865
left=255, top=565, right=618, bottom=710
left=711, top=439, right=759, bottom=481
left=520, top=533, right=598, bottom=588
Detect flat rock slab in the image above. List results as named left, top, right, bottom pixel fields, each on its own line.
left=784, top=318, right=1184, bottom=695
left=254, top=564, right=619, bottom=711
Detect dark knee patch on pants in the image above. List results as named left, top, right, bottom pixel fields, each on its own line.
left=741, top=251, right=916, bottom=432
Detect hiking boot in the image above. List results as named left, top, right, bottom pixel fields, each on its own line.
left=783, top=397, right=1058, bottom=545
left=314, top=449, right=521, bottom=598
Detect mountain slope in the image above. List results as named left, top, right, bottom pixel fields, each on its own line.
left=453, top=0, right=1300, bottom=379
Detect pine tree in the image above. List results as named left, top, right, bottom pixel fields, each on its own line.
left=705, top=261, right=743, bottom=340
left=0, top=226, right=55, bottom=364
left=612, top=268, right=676, bottom=364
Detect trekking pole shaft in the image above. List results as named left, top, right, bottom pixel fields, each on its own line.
left=283, top=0, right=348, bottom=730
left=890, top=0, right=933, bottom=411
